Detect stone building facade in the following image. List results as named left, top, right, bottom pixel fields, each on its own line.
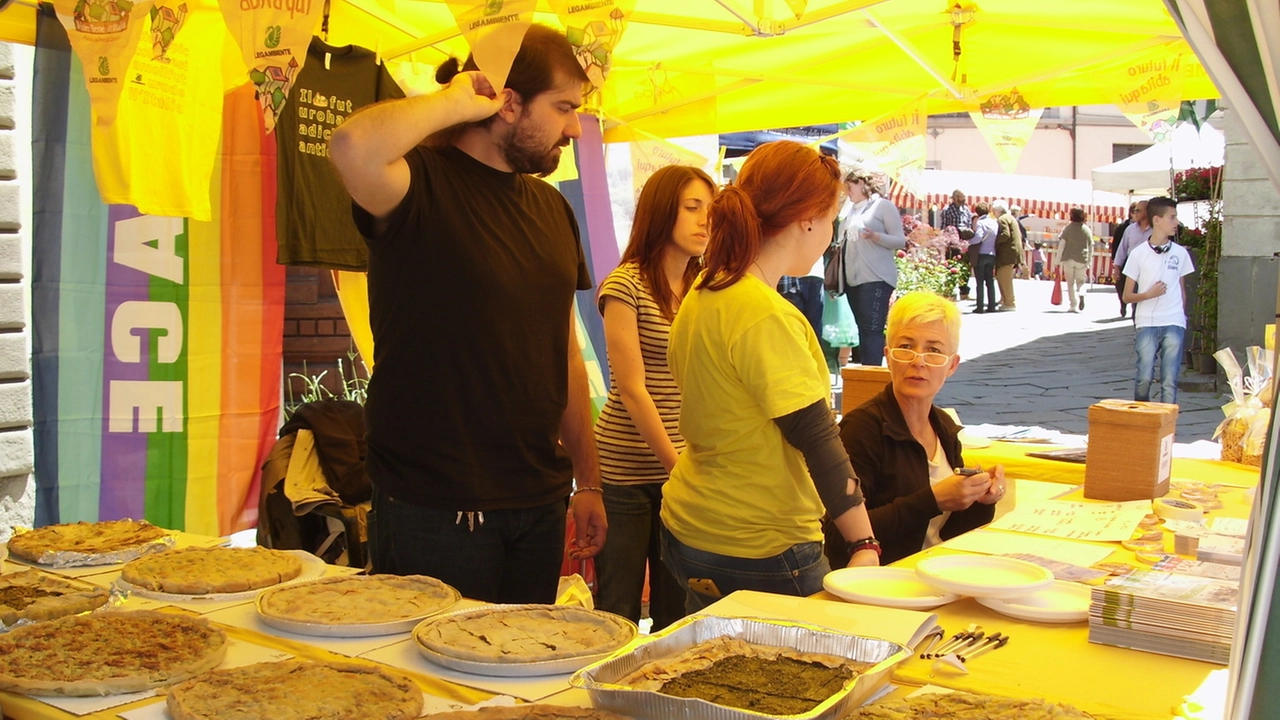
left=0, top=43, right=34, bottom=541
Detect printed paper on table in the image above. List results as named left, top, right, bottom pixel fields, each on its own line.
left=988, top=500, right=1151, bottom=542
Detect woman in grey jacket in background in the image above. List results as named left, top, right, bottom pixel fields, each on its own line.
left=840, top=167, right=907, bottom=366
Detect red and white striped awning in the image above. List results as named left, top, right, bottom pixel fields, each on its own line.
left=889, top=185, right=1127, bottom=225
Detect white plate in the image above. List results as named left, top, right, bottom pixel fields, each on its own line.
left=975, top=580, right=1091, bottom=623
left=115, top=550, right=326, bottom=603
left=413, top=604, right=637, bottom=677
left=915, top=555, right=1054, bottom=599
left=255, top=575, right=460, bottom=637
left=823, top=567, right=960, bottom=610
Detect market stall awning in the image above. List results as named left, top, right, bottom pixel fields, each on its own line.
left=888, top=169, right=1131, bottom=223
left=3, top=0, right=1221, bottom=141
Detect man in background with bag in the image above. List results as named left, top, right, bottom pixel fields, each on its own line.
left=940, top=190, right=975, bottom=300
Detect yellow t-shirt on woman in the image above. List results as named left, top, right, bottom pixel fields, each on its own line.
left=662, top=274, right=830, bottom=559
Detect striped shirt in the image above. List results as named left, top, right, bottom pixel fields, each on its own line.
left=594, top=263, right=685, bottom=484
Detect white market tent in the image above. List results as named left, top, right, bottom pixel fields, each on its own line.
left=1091, top=122, right=1225, bottom=195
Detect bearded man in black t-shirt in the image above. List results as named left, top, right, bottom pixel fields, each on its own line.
left=329, top=26, right=607, bottom=605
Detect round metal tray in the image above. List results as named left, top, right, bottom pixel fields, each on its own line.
left=412, top=604, right=637, bottom=677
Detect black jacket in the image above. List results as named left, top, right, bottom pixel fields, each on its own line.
left=831, top=384, right=993, bottom=565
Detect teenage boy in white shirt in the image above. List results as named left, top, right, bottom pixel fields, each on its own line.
left=1122, top=196, right=1194, bottom=404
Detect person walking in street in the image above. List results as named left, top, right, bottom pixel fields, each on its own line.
left=1058, top=207, right=1094, bottom=313
left=593, top=165, right=715, bottom=632
left=1114, top=201, right=1151, bottom=320
left=329, top=25, right=606, bottom=604
left=1122, top=197, right=1194, bottom=404
left=1111, top=202, right=1137, bottom=316
left=939, top=190, right=974, bottom=300
left=841, top=167, right=907, bottom=365
left=969, top=203, right=998, bottom=314
left=991, top=200, right=1023, bottom=310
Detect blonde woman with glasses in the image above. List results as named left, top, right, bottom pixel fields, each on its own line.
left=826, top=291, right=1006, bottom=566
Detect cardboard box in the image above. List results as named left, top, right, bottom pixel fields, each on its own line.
left=1084, top=399, right=1178, bottom=501
left=841, top=365, right=891, bottom=415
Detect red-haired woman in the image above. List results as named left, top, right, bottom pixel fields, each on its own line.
left=661, top=142, right=879, bottom=612
left=594, top=165, right=716, bottom=631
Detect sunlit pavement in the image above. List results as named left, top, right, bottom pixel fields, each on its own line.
left=931, top=278, right=1226, bottom=442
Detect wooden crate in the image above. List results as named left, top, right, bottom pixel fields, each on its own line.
left=840, top=365, right=891, bottom=415
left=1084, top=399, right=1179, bottom=501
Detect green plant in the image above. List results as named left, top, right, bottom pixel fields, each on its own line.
left=894, top=248, right=968, bottom=300
left=1188, top=170, right=1223, bottom=358
left=284, top=346, right=370, bottom=418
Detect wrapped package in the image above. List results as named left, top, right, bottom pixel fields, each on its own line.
left=1214, top=347, right=1272, bottom=467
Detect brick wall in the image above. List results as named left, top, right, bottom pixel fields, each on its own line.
left=284, top=266, right=363, bottom=404
left=0, top=43, right=34, bottom=541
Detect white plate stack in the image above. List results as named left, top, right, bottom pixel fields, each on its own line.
left=1087, top=569, right=1237, bottom=663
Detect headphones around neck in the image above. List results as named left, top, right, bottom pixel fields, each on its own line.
left=1149, top=242, right=1172, bottom=255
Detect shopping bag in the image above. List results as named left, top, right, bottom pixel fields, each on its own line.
left=823, top=240, right=846, bottom=296
left=821, top=292, right=859, bottom=347
left=1050, top=266, right=1063, bottom=306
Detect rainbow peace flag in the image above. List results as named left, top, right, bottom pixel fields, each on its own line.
left=33, top=13, right=284, bottom=536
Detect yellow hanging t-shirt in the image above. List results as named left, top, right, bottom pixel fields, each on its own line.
left=662, top=273, right=830, bottom=559
left=90, top=2, right=229, bottom=221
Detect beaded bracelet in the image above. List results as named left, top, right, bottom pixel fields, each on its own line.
left=572, top=486, right=604, bottom=497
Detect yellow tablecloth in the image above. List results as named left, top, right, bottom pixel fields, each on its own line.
left=823, top=458, right=1257, bottom=720
left=966, top=441, right=1262, bottom=488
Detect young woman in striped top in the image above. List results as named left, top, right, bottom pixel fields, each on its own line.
left=593, top=164, right=716, bottom=631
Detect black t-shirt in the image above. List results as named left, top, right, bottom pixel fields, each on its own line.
left=276, top=39, right=404, bottom=270
left=353, top=145, right=592, bottom=510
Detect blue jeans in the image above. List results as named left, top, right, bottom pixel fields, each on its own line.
left=778, top=276, right=824, bottom=341
left=370, top=486, right=566, bottom=604
left=659, top=526, right=831, bottom=614
left=847, top=281, right=893, bottom=366
left=1135, top=325, right=1185, bottom=404
left=594, top=483, right=686, bottom=632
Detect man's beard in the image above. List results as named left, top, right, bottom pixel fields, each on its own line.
left=500, top=116, right=566, bottom=177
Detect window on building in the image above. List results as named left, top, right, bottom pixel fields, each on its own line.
left=1113, top=143, right=1152, bottom=162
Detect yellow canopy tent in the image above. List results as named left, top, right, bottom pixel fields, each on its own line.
left=3, top=0, right=1219, bottom=138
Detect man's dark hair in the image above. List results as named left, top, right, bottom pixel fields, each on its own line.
left=429, top=25, right=589, bottom=144
left=437, top=25, right=587, bottom=105
left=1147, top=196, right=1177, bottom=221
left=1069, top=207, right=1086, bottom=223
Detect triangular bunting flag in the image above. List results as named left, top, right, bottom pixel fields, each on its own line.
left=838, top=101, right=927, bottom=196
left=446, top=0, right=537, bottom=91
left=52, top=0, right=155, bottom=126
left=218, top=0, right=322, bottom=133
left=629, top=136, right=707, bottom=200
left=1115, top=51, right=1187, bottom=142
left=546, top=0, right=633, bottom=89
left=969, top=89, right=1042, bottom=173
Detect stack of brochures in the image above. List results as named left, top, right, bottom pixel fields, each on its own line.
left=1088, top=569, right=1237, bottom=664
left=1196, top=535, right=1246, bottom=566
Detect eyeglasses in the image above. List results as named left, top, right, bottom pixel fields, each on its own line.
left=888, top=348, right=953, bottom=367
